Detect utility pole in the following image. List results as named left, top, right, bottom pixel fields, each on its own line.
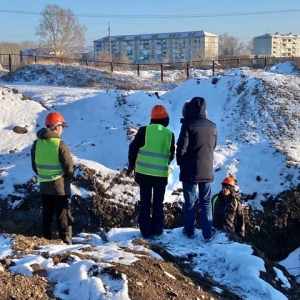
left=108, top=22, right=112, bottom=63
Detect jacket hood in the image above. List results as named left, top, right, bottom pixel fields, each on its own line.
left=37, top=127, right=60, bottom=139
left=150, top=116, right=169, bottom=127
left=185, top=97, right=207, bottom=119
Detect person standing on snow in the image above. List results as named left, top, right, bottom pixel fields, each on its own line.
left=31, top=112, right=74, bottom=244
left=127, top=105, right=175, bottom=239
left=176, top=97, right=217, bottom=241
left=212, top=176, right=245, bottom=238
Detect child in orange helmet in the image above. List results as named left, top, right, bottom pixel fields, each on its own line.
left=212, top=176, right=245, bottom=238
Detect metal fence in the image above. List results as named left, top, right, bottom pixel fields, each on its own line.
left=1, top=53, right=300, bottom=82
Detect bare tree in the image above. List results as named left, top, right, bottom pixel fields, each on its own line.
left=36, top=4, right=86, bottom=57
left=0, top=42, right=38, bottom=67
left=243, top=39, right=254, bottom=56
left=192, top=47, right=217, bottom=61
left=192, top=48, right=205, bottom=61
left=97, top=51, right=131, bottom=64
left=97, top=50, right=112, bottom=63
left=219, top=33, right=246, bottom=56
left=113, top=53, right=131, bottom=64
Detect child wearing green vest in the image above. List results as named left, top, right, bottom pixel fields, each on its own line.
left=31, top=112, right=74, bottom=244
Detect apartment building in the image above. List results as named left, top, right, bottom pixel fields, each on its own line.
left=93, top=30, right=218, bottom=63
left=253, top=33, right=300, bottom=57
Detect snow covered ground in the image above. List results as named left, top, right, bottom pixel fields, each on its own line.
left=0, top=62, right=299, bottom=299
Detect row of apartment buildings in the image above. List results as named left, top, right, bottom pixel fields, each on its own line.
left=93, top=31, right=218, bottom=63
left=93, top=31, right=300, bottom=63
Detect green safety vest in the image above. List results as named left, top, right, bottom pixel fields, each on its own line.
left=35, top=138, right=64, bottom=182
left=136, top=124, right=172, bottom=177
left=212, top=194, right=239, bottom=223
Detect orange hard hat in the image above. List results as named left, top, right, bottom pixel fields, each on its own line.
left=222, top=177, right=235, bottom=187
left=150, top=105, right=168, bottom=119
left=45, top=112, right=67, bottom=127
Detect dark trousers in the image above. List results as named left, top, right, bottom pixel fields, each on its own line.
left=138, top=184, right=166, bottom=238
left=41, top=194, right=71, bottom=243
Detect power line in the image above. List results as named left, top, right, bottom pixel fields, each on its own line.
left=76, top=9, right=300, bottom=18
left=0, top=8, right=300, bottom=18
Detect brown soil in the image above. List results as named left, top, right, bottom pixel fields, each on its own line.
left=0, top=166, right=300, bottom=299
left=0, top=234, right=239, bottom=300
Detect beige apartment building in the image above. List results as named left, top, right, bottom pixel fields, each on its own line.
left=93, top=30, right=218, bottom=63
left=253, top=33, right=300, bottom=57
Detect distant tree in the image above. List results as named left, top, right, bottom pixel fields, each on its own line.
left=97, top=51, right=131, bottom=64
left=244, top=39, right=254, bottom=56
left=192, top=48, right=205, bottom=61
left=219, top=33, right=246, bottom=56
left=20, top=41, right=39, bottom=51
left=97, top=50, right=112, bottom=63
left=113, top=53, right=131, bottom=64
left=192, top=48, right=216, bottom=62
left=35, top=4, right=86, bottom=57
left=0, top=41, right=38, bottom=54
left=0, top=42, right=37, bottom=66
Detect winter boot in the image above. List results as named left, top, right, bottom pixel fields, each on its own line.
left=59, top=226, right=73, bottom=245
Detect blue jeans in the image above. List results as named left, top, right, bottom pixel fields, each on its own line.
left=182, top=182, right=213, bottom=239
left=138, top=184, right=166, bottom=238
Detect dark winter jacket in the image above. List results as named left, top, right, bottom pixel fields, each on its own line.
left=31, top=128, right=74, bottom=196
left=128, top=118, right=175, bottom=186
left=176, top=97, right=217, bottom=183
left=212, top=191, right=245, bottom=238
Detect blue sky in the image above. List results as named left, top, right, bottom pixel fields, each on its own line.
left=1, top=0, right=300, bottom=46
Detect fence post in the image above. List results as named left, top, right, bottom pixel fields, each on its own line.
left=212, top=60, right=215, bottom=76
left=9, top=54, right=12, bottom=72
left=160, top=63, right=163, bottom=83
left=137, top=64, right=140, bottom=77
left=186, top=62, right=190, bottom=79
left=35, top=56, right=37, bottom=63
left=85, top=60, right=88, bottom=66
left=264, top=57, right=267, bottom=68
left=110, top=62, right=114, bottom=72
left=237, top=59, right=240, bottom=67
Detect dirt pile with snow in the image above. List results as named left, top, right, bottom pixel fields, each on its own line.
left=1, top=64, right=300, bottom=299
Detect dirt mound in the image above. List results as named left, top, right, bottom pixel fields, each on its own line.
left=0, top=234, right=239, bottom=300
left=2, top=165, right=300, bottom=262
left=1, top=165, right=300, bottom=299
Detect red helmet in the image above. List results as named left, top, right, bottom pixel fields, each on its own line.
left=150, top=105, right=168, bottom=119
left=222, top=177, right=235, bottom=187
left=45, top=112, right=67, bottom=127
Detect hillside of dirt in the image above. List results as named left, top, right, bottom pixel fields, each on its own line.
left=1, top=64, right=300, bottom=299
left=0, top=164, right=300, bottom=299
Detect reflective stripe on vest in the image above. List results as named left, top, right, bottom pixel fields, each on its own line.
left=212, top=195, right=218, bottom=215
left=136, top=124, right=172, bottom=177
left=35, top=138, right=64, bottom=182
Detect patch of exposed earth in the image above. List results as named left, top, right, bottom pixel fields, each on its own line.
left=0, top=234, right=240, bottom=300
left=0, top=165, right=300, bottom=299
